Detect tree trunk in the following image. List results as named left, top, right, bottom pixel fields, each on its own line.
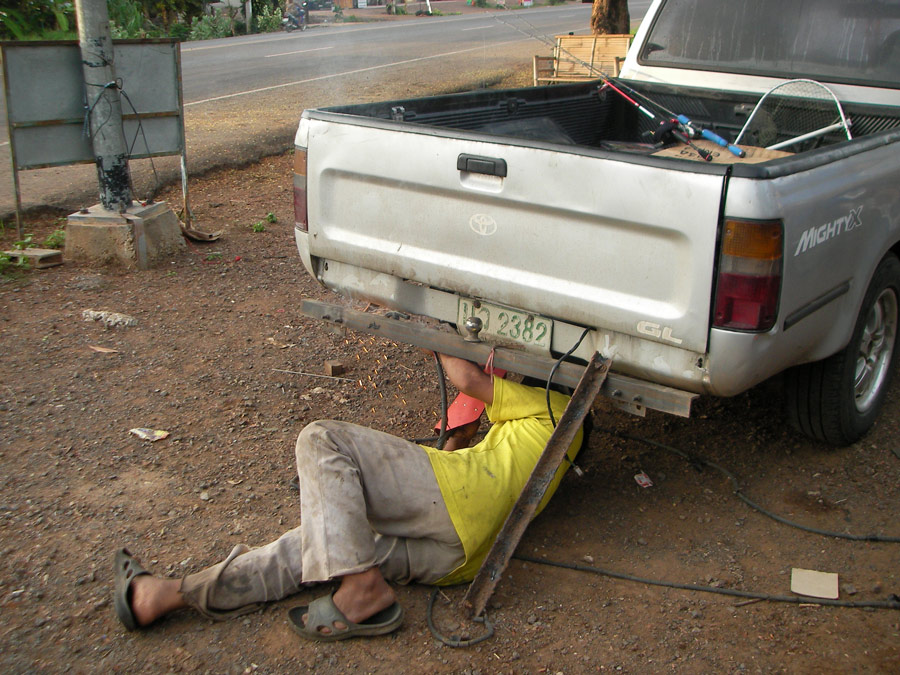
left=591, top=0, right=630, bottom=35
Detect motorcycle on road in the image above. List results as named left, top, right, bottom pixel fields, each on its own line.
left=282, top=1, right=308, bottom=31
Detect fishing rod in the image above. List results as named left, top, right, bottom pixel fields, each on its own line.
left=495, top=14, right=746, bottom=159
left=596, top=81, right=713, bottom=161
left=622, top=85, right=747, bottom=158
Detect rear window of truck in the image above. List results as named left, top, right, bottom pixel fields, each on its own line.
left=640, top=0, right=900, bottom=88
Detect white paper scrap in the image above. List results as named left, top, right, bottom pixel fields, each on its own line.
left=790, top=568, right=839, bottom=599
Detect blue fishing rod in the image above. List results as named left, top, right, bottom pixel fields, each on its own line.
left=619, top=83, right=747, bottom=158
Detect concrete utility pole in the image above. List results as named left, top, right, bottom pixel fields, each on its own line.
left=74, top=0, right=133, bottom=212
left=66, top=0, right=184, bottom=269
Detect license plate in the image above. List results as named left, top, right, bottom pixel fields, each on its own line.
left=457, top=299, right=553, bottom=351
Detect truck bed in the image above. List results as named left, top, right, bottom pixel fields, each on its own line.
left=318, top=80, right=900, bottom=164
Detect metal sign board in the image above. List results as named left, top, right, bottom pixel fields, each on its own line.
left=1, top=39, right=184, bottom=170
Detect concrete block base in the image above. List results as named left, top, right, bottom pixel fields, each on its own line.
left=65, top=201, right=185, bottom=269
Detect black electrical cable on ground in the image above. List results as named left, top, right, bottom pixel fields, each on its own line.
left=612, top=430, right=900, bottom=543
left=512, top=554, right=900, bottom=610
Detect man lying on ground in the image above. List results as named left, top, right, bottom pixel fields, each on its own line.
left=114, top=353, right=584, bottom=641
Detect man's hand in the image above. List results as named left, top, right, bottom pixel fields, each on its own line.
left=441, top=419, right=481, bottom=451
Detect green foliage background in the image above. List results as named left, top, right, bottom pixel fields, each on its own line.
left=0, top=0, right=286, bottom=41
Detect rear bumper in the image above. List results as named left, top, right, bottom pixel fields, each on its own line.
left=301, top=299, right=697, bottom=418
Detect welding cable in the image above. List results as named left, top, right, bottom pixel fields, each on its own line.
left=426, top=587, right=494, bottom=648
left=433, top=352, right=450, bottom=451
left=545, top=327, right=592, bottom=428
left=544, top=327, right=592, bottom=478
left=82, top=80, right=120, bottom=140
left=611, top=430, right=900, bottom=544
left=118, top=86, right=163, bottom=201
left=512, top=554, right=900, bottom=610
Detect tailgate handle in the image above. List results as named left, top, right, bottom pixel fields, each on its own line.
left=457, top=154, right=507, bottom=178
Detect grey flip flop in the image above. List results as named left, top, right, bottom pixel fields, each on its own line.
left=113, top=548, right=151, bottom=631
left=288, top=593, right=403, bottom=642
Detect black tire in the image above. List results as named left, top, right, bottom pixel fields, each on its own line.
left=785, top=254, right=900, bottom=445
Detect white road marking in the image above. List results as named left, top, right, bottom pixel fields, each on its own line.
left=185, top=37, right=528, bottom=106
left=265, top=46, right=334, bottom=58
left=462, top=25, right=493, bottom=31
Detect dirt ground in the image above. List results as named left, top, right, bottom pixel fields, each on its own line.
left=3, top=117, right=900, bottom=673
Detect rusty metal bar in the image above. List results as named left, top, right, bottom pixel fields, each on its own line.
left=300, top=300, right=695, bottom=417
left=462, top=351, right=610, bottom=619
left=302, top=298, right=585, bottom=383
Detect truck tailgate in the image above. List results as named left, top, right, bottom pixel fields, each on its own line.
left=306, top=118, right=728, bottom=354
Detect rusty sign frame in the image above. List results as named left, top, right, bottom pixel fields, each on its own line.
left=1, top=39, right=191, bottom=236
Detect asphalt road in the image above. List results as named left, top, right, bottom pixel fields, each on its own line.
left=177, top=3, right=648, bottom=103
left=0, top=1, right=651, bottom=218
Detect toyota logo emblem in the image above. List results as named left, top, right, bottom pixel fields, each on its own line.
left=469, top=214, right=497, bottom=236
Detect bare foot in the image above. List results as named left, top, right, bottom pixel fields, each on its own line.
left=302, top=568, right=395, bottom=633
left=129, top=575, right=186, bottom=627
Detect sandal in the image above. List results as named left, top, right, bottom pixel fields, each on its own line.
left=288, top=593, right=403, bottom=642
left=113, top=548, right=151, bottom=631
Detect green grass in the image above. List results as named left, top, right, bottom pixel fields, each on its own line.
left=43, top=228, right=65, bottom=250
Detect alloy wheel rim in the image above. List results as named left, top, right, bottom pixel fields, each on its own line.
left=854, top=288, right=898, bottom=413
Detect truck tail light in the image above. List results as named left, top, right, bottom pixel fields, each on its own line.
left=293, top=147, right=308, bottom=232
left=713, top=219, right=782, bottom=331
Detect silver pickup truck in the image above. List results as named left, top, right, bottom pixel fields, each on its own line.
left=293, top=0, right=900, bottom=445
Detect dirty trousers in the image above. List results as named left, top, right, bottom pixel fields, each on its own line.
left=180, top=421, right=465, bottom=619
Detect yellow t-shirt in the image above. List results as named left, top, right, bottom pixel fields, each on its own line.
left=423, top=378, right=583, bottom=585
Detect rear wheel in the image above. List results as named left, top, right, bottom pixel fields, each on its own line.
left=785, top=254, right=900, bottom=445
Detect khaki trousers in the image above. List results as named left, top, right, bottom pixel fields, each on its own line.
left=180, top=421, right=465, bottom=619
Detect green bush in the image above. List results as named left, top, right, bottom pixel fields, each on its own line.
left=168, top=23, right=192, bottom=40
left=43, top=228, right=65, bottom=250
left=189, top=12, right=233, bottom=40
left=254, top=1, right=284, bottom=33
left=0, top=251, right=14, bottom=277
left=108, top=0, right=147, bottom=38
left=14, top=233, right=35, bottom=250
